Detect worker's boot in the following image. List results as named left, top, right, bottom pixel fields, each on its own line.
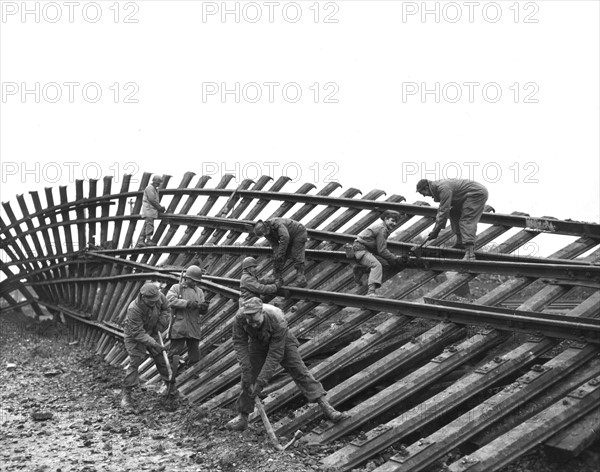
left=317, top=397, right=348, bottom=423
left=353, top=266, right=366, bottom=286
left=452, top=238, right=465, bottom=250
left=135, top=237, right=146, bottom=248
left=291, top=266, right=308, bottom=288
left=367, top=284, right=380, bottom=298
left=120, top=387, right=136, bottom=411
left=226, top=413, right=249, bottom=431
left=145, top=239, right=157, bottom=247
left=463, top=244, right=476, bottom=261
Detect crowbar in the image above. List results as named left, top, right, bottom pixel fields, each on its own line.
left=158, top=332, right=178, bottom=401
left=254, top=396, right=284, bottom=451
left=410, top=239, right=430, bottom=260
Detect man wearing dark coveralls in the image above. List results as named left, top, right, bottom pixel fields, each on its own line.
left=239, top=256, right=282, bottom=306
left=166, top=265, right=210, bottom=376
left=253, top=218, right=308, bottom=288
left=136, top=174, right=166, bottom=248
left=226, top=297, right=347, bottom=431
left=416, top=179, right=489, bottom=261
left=121, top=283, right=171, bottom=410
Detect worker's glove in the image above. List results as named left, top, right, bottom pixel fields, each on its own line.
left=262, top=275, right=276, bottom=284
left=394, top=255, right=409, bottom=265
left=274, top=278, right=283, bottom=289
left=149, top=342, right=165, bottom=355
left=159, top=206, right=167, bottom=213
left=273, top=255, right=285, bottom=268
left=187, top=300, right=200, bottom=310
left=427, top=230, right=439, bottom=241
left=249, top=383, right=265, bottom=399
left=198, top=301, right=210, bottom=314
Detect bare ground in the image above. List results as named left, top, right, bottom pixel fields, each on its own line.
left=1, top=314, right=599, bottom=472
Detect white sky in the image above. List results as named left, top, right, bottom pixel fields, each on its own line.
left=1, top=1, right=599, bottom=256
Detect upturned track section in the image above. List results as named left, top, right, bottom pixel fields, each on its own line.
left=1, top=172, right=599, bottom=471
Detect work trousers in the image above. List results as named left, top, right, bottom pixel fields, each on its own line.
left=354, top=250, right=389, bottom=286
left=273, top=231, right=307, bottom=274
left=236, top=341, right=325, bottom=415
left=123, top=336, right=170, bottom=389
left=137, top=218, right=155, bottom=244
left=169, top=337, right=200, bottom=367
left=449, top=190, right=489, bottom=245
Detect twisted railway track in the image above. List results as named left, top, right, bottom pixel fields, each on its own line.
left=1, top=171, right=599, bottom=471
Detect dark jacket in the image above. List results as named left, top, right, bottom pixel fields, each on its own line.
left=167, top=282, right=206, bottom=340
left=123, top=293, right=170, bottom=346
left=261, top=218, right=307, bottom=260
left=429, top=179, right=488, bottom=227
left=355, top=221, right=396, bottom=262
left=232, top=304, right=298, bottom=387
left=240, top=268, right=278, bottom=305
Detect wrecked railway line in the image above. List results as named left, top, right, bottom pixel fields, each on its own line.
left=1, top=171, right=600, bottom=472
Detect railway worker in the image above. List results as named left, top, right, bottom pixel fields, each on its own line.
left=166, top=265, right=210, bottom=377
left=226, top=297, right=347, bottom=431
left=136, top=175, right=167, bottom=248
left=352, top=210, right=407, bottom=297
left=239, top=257, right=282, bottom=306
left=121, top=283, right=171, bottom=411
left=253, top=218, right=308, bottom=288
left=416, top=179, right=489, bottom=261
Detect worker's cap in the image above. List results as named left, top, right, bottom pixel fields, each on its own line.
left=380, top=210, right=402, bottom=222
left=242, top=257, right=258, bottom=270
left=152, top=175, right=163, bottom=184
left=242, top=297, right=263, bottom=315
left=140, top=283, right=160, bottom=301
left=416, top=179, right=429, bottom=192
left=253, top=220, right=267, bottom=237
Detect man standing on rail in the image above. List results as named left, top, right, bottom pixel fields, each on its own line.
left=239, top=257, right=282, bottom=306
left=136, top=175, right=167, bottom=248
left=416, top=179, right=489, bottom=261
left=352, top=210, right=407, bottom=297
left=121, top=283, right=171, bottom=411
left=166, top=265, right=210, bottom=378
left=226, top=297, right=347, bottom=431
left=253, top=218, right=308, bottom=288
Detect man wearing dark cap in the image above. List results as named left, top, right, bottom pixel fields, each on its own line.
left=136, top=175, right=167, bottom=248
left=226, top=297, right=347, bottom=431
left=352, top=210, right=407, bottom=297
left=121, top=282, right=171, bottom=411
left=239, top=257, right=282, bottom=306
left=253, top=218, right=308, bottom=287
left=416, top=179, right=489, bottom=261
left=167, top=265, right=210, bottom=376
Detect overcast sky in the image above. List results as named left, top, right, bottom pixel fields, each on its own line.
left=1, top=1, right=599, bottom=257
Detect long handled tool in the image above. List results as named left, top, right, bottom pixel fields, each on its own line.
left=157, top=332, right=178, bottom=404
left=410, top=238, right=430, bottom=260
left=254, top=396, right=284, bottom=451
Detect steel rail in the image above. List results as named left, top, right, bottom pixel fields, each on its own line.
left=21, top=269, right=600, bottom=343
left=2, top=187, right=599, bottom=239
left=2, top=213, right=597, bottom=270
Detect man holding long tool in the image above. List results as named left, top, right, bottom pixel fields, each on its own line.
left=166, top=265, right=210, bottom=378
left=416, top=178, right=489, bottom=261
left=121, top=283, right=171, bottom=411
left=226, top=297, right=347, bottom=431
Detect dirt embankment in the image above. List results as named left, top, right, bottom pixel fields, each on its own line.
left=1, top=314, right=599, bottom=472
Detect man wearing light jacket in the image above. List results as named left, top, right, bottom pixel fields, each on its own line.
left=167, top=265, right=210, bottom=377
left=226, top=297, right=347, bottom=431
left=136, top=175, right=166, bottom=248
left=416, top=178, right=489, bottom=261
left=352, top=210, right=407, bottom=297
left=121, top=283, right=171, bottom=410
